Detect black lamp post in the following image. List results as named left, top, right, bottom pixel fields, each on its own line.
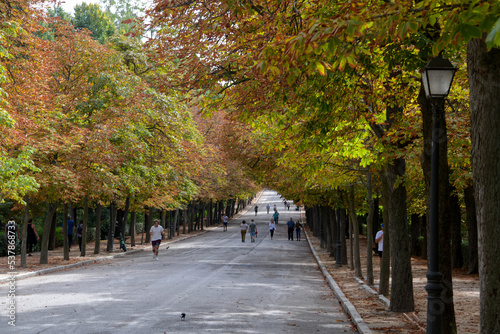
left=421, top=53, right=457, bottom=334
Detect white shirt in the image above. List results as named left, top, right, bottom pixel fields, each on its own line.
left=223, top=215, right=228, bottom=223
left=150, top=225, right=164, bottom=241
left=375, top=230, right=384, bottom=251
left=240, top=223, right=248, bottom=231
left=269, top=222, right=276, bottom=230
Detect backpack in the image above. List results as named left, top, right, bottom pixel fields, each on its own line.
left=77, top=224, right=83, bottom=235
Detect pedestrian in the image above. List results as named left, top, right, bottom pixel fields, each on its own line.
left=375, top=224, right=384, bottom=266
left=273, top=211, right=279, bottom=224
left=266, top=204, right=270, bottom=214
left=64, top=215, right=75, bottom=251
left=286, top=217, right=295, bottom=241
left=222, top=214, right=229, bottom=231
left=273, top=204, right=277, bottom=212
left=249, top=219, right=258, bottom=242
left=269, top=219, right=276, bottom=240
left=5, top=217, right=20, bottom=253
left=254, top=205, right=258, bottom=216
left=284, top=200, right=287, bottom=208
left=295, top=220, right=302, bottom=241
left=287, top=203, right=290, bottom=211
left=77, top=220, right=84, bottom=251
left=240, top=220, right=248, bottom=242
left=150, top=219, right=165, bottom=260
left=26, top=218, right=39, bottom=256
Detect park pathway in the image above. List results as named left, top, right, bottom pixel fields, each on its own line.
left=1, top=190, right=355, bottom=333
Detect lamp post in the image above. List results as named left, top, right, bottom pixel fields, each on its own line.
left=421, top=53, right=457, bottom=334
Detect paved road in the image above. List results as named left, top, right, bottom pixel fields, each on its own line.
left=1, top=190, right=354, bottom=333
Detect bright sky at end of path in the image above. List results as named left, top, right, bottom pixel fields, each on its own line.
left=57, top=0, right=102, bottom=14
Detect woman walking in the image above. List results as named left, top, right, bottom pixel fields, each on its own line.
left=269, top=219, right=276, bottom=240
left=240, top=220, right=248, bottom=242
left=295, top=220, right=302, bottom=241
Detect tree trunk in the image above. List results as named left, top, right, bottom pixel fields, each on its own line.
left=379, top=174, right=391, bottom=296
left=182, top=209, right=187, bottom=234
left=63, top=204, right=69, bottom=260
left=107, top=202, right=116, bottom=252
left=386, top=157, right=414, bottom=312
left=421, top=214, right=428, bottom=260
left=464, top=185, right=478, bottom=274
left=411, top=214, right=420, bottom=257
left=173, top=209, right=179, bottom=238
left=365, top=172, right=375, bottom=285
left=145, top=206, right=154, bottom=243
left=20, top=202, right=29, bottom=268
left=349, top=185, right=362, bottom=278
left=468, top=37, right=500, bottom=334
left=40, top=203, right=58, bottom=264
left=327, top=207, right=336, bottom=257
left=81, top=195, right=89, bottom=257
left=450, top=193, right=463, bottom=268
left=49, top=209, right=57, bottom=250
left=340, top=208, right=348, bottom=265
left=94, top=204, right=102, bottom=254
left=130, top=211, right=136, bottom=247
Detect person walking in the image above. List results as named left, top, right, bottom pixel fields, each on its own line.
left=273, top=204, right=277, bottom=212
left=273, top=211, right=279, bottom=224
left=222, top=215, right=229, bottom=231
left=77, top=220, right=84, bottom=251
left=254, top=205, right=259, bottom=216
left=269, top=219, right=276, bottom=240
left=375, top=224, right=384, bottom=266
left=65, top=215, right=75, bottom=251
left=150, top=219, right=165, bottom=260
left=240, top=220, right=248, bottom=242
left=295, top=220, right=302, bottom=241
left=286, top=218, right=295, bottom=241
left=266, top=204, right=270, bottom=214
left=26, top=218, right=39, bottom=256
left=248, top=219, right=258, bottom=243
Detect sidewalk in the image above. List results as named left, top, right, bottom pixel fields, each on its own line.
left=306, top=227, right=480, bottom=333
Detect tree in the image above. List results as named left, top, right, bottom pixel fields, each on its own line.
left=73, top=3, right=116, bottom=44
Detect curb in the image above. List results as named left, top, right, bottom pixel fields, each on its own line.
left=0, top=231, right=209, bottom=284
left=305, top=230, right=372, bottom=334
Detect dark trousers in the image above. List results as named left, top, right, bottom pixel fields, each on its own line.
left=288, top=228, right=294, bottom=240
left=270, top=229, right=274, bottom=239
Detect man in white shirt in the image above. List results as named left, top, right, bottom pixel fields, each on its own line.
left=223, top=215, right=229, bottom=231
left=150, top=219, right=165, bottom=261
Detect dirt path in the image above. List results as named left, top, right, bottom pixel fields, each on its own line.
left=307, top=228, right=480, bottom=333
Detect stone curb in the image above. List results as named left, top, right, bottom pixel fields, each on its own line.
left=305, top=230, right=372, bottom=334
left=0, top=231, right=208, bottom=284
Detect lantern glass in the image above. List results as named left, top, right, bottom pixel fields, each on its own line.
left=422, top=54, right=457, bottom=99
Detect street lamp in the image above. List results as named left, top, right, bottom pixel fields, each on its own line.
left=421, top=53, right=457, bottom=334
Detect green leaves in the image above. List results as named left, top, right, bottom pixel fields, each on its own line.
left=486, top=18, right=500, bottom=49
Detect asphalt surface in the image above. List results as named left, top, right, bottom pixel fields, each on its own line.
left=1, top=190, right=354, bottom=333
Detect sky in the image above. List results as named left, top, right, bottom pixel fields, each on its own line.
left=56, top=0, right=102, bottom=14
